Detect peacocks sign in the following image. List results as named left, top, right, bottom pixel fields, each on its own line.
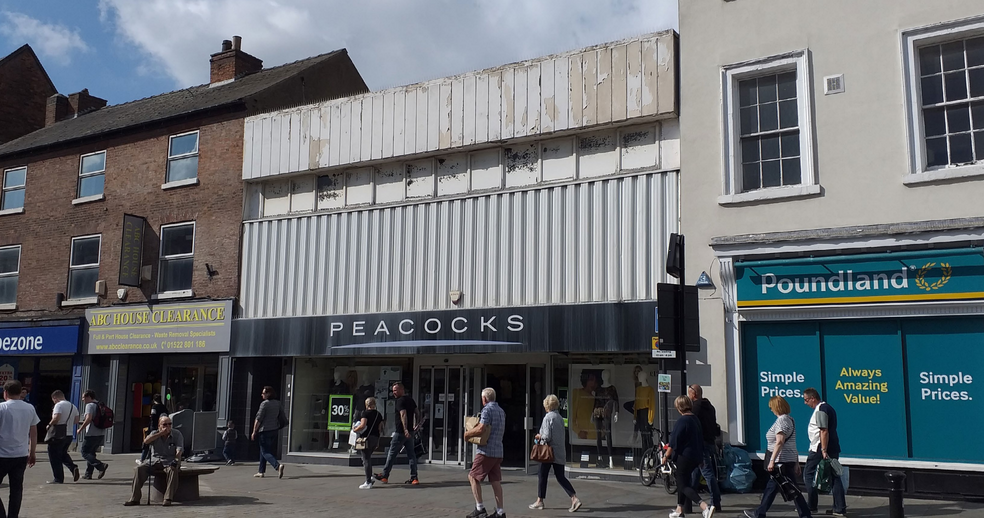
left=735, top=249, right=984, bottom=308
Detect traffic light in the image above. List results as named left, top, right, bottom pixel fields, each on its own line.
left=657, top=283, right=700, bottom=353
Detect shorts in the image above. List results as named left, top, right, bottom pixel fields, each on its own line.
left=469, top=454, right=503, bottom=482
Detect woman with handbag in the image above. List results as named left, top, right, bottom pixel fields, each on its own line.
left=529, top=394, right=582, bottom=512
left=743, top=396, right=812, bottom=518
left=352, top=397, right=384, bottom=489
left=662, top=395, right=715, bottom=518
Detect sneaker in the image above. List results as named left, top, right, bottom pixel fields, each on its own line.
left=569, top=498, right=582, bottom=512
left=278, top=465, right=285, bottom=479
left=669, top=512, right=683, bottom=518
left=743, top=511, right=757, bottom=518
left=81, top=475, right=92, bottom=480
left=97, top=466, right=108, bottom=479
left=358, top=481, right=373, bottom=489
left=831, top=513, right=847, bottom=517
left=72, top=467, right=80, bottom=482
left=703, top=506, right=716, bottom=518
left=466, top=509, right=489, bottom=518
left=135, top=459, right=142, bottom=464
left=253, top=472, right=264, bottom=478
left=162, top=499, right=172, bottom=507
left=45, top=480, right=63, bottom=484
left=493, top=512, right=506, bottom=518
left=405, top=477, right=419, bottom=485
left=373, top=473, right=388, bottom=483
left=529, top=501, right=544, bottom=510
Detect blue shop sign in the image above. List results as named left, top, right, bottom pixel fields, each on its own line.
left=735, top=248, right=984, bottom=308
left=0, top=326, right=80, bottom=355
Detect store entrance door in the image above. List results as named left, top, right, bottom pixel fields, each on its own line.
left=163, top=362, right=218, bottom=413
left=417, top=366, right=466, bottom=465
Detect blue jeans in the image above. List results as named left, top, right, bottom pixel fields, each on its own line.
left=754, top=462, right=812, bottom=518
left=380, top=432, right=417, bottom=479
left=257, top=430, right=280, bottom=473
left=80, top=436, right=106, bottom=476
left=804, top=451, right=846, bottom=514
left=691, top=443, right=722, bottom=508
left=223, top=443, right=234, bottom=462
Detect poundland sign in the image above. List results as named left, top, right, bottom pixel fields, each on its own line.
left=735, top=249, right=984, bottom=308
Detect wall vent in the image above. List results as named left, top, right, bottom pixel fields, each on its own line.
left=824, top=74, right=845, bottom=95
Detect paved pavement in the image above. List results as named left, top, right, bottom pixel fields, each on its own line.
left=7, top=452, right=984, bottom=517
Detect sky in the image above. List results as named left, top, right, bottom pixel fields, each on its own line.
left=0, top=1, right=677, bottom=106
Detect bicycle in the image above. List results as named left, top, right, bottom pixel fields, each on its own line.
left=638, top=428, right=677, bottom=494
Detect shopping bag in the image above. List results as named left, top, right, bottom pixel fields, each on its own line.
left=464, top=416, right=490, bottom=445
left=813, top=458, right=834, bottom=493
left=413, top=432, right=427, bottom=458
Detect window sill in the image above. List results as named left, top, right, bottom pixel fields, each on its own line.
left=61, top=297, right=97, bottom=307
left=161, top=178, right=199, bottom=190
left=0, top=207, right=24, bottom=216
left=718, top=184, right=821, bottom=205
left=152, top=290, right=194, bottom=300
left=72, top=194, right=105, bottom=205
left=0, top=303, right=16, bottom=311
left=904, top=164, right=984, bottom=185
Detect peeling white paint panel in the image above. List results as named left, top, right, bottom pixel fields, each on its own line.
left=316, top=171, right=345, bottom=210
left=346, top=167, right=374, bottom=205
left=239, top=170, right=680, bottom=318
left=375, top=163, right=406, bottom=204
left=263, top=179, right=290, bottom=217
left=436, top=154, right=469, bottom=196
left=620, top=125, right=659, bottom=170
left=504, top=142, right=539, bottom=188
left=241, top=31, right=678, bottom=180
left=290, top=176, right=316, bottom=213
left=660, top=119, right=681, bottom=171
left=578, top=130, right=618, bottom=178
left=406, top=159, right=435, bottom=199
left=541, top=138, right=575, bottom=183
left=470, top=149, right=502, bottom=191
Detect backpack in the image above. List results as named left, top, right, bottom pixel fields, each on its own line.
left=92, top=401, right=115, bottom=429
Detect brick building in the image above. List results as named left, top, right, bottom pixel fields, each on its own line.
left=0, top=44, right=58, bottom=145
left=0, top=37, right=367, bottom=453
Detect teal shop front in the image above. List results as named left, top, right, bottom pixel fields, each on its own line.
left=735, top=248, right=984, bottom=474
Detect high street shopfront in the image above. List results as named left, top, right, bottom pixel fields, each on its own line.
left=232, top=301, right=680, bottom=474
left=0, top=320, right=83, bottom=427
left=730, top=248, right=984, bottom=495
left=84, top=299, right=233, bottom=453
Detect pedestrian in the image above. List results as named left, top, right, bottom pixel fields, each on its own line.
left=352, top=397, right=384, bottom=489
left=463, top=387, right=507, bottom=518
left=46, top=390, right=80, bottom=484
left=251, top=386, right=286, bottom=479
left=802, top=388, right=846, bottom=517
left=688, top=384, right=723, bottom=513
left=0, top=380, right=39, bottom=518
left=123, top=415, right=183, bottom=506
left=222, top=421, right=238, bottom=465
left=743, top=396, right=812, bottom=518
left=374, top=382, right=422, bottom=485
left=77, top=389, right=108, bottom=480
left=140, top=394, right=168, bottom=463
left=661, top=395, right=715, bottom=518
left=528, top=394, right=582, bottom=513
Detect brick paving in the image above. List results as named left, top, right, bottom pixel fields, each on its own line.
left=8, top=452, right=984, bottom=517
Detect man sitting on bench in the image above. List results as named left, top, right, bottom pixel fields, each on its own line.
left=124, top=415, right=184, bottom=506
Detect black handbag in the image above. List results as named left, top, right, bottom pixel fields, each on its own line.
left=45, top=406, right=75, bottom=442
left=769, top=463, right=804, bottom=503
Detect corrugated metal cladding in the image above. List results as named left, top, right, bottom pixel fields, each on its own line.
left=240, top=170, right=678, bottom=319
left=242, top=31, right=678, bottom=180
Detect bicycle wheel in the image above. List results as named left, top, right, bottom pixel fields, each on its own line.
left=639, top=447, right=658, bottom=486
left=663, top=461, right=678, bottom=495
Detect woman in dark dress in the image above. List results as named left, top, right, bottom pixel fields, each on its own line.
left=662, top=395, right=715, bottom=518
left=352, top=397, right=384, bottom=489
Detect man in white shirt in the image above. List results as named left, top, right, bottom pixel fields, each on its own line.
left=0, top=380, right=39, bottom=518
left=47, top=390, right=80, bottom=483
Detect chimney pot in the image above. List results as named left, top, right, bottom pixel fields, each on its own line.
left=221, top=39, right=232, bottom=52
left=232, top=36, right=242, bottom=50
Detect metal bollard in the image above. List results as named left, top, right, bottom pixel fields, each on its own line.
left=885, top=470, right=906, bottom=518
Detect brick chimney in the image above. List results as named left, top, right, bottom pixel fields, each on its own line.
left=67, top=89, right=107, bottom=116
left=209, top=35, right=262, bottom=84
left=45, top=94, right=72, bottom=126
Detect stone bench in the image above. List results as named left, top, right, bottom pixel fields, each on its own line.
left=149, top=465, right=219, bottom=503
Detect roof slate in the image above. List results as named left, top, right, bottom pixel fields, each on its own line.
left=0, top=49, right=345, bottom=158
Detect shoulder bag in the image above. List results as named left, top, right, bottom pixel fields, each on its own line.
left=277, top=403, right=290, bottom=430
left=354, top=412, right=380, bottom=450
left=45, top=405, right=75, bottom=442
left=530, top=438, right=554, bottom=463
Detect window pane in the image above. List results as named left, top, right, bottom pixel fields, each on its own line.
left=947, top=105, right=971, bottom=133
left=926, top=136, right=948, bottom=167
left=68, top=267, right=98, bottom=300
left=761, top=160, right=782, bottom=188
left=945, top=71, right=968, bottom=101
left=759, top=102, right=779, bottom=132
left=777, top=72, right=796, bottom=100
left=974, top=102, right=984, bottom=130
left=160, top=257, right=193, bottom=292
left=919, top=45, right=942, bottom=75
left=924, top=107, right=947, bottom=137
left=167, top=156, right=198, bottom=183
left=71, top=237, right=100, bottom=267
left=781, top=133, right=800, bottom=158
left=741, top=163, right=760, bottom=192
left=779, top=99, right=798, bottom=129
left=80, top=153, right=106, bottom=175
left=950, top=133, right=973, bottom=163
left=0, top=276, right=16, bottom=305
left=161, top=225, right=194, bottom=257
left=761, top=136, right=780, bottom=160
left=738, top=79, right=757, bottom=107
left=920, top=75, right=943, bottom=105
left=968, top=37, right=984, bottom=68
left=942, top=41, right=966, bottom=72
left=975, top=131, right=984, bottom=161
left=3, top=168, right=25, bottom=188
left=758, top=75, right=777, bottom=103
left=169, top=133, right=199, bottom=157
left=1, top=189, right=23, bottom=210
left=741, top=138, right=760, bottom=163
left=78, top=174, right=104, bottom=198
left=0, top=249, right=17, bottom=274
left=739, top=106, right=758, bottom=135
left=781, top=158, right=802, bottom=185
left=969, top=68, right=984, bottom=98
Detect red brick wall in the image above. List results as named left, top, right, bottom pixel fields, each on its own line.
left=0, top=115, right=244, bottom=320
left=0, top=50, right=57, bottom=144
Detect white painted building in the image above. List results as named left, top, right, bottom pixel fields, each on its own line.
left=232, top=32, right=683, bottom=473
